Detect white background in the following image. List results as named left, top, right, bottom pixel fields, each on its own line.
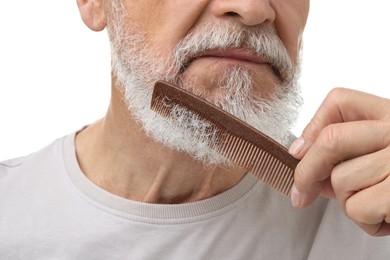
left=1, top=1, right=390, bottom=161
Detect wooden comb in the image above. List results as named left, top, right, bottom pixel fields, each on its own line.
left=151, top=81, right=299, bottom=196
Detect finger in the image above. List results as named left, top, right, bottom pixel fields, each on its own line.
left=289, top=88, right=390, bottom=159
left=292, top=120, right=390, bottom=207
left=331, top=147, right=390, bottom=210
left=344, top=177, right=390, bottom=236
left=358, top=222, right=390, bottom=237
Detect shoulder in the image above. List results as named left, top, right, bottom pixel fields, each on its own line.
left=0, top=155, right=30, bottom=178
left=0, top=135, right=70, bottom=181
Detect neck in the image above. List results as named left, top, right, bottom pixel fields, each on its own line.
left=75, top=86, right=246, bottom=204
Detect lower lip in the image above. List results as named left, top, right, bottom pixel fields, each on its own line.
left=195, top=56, right=268, bottom=66
left=182, top=56, right=278, bottom=81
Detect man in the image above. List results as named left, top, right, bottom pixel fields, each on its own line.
left=1, top=0, right=390, bottom=259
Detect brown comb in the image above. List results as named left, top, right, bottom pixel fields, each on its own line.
left=151, top=81, right=299, bottom=196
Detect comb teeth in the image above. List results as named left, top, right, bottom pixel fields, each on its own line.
left=151, top=81, right=299, bottom=196
left=215, top=137, right=295, bottom=195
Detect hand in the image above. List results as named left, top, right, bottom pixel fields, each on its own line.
left=289, top=87, right=390, bottom=236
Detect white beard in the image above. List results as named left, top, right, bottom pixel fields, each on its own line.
left=106, top=9, right=302, bottom=166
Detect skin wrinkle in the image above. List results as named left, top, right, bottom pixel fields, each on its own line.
left=76, top=0, right=309, bottom=203
left=107, top=10, right=302, bottom=165
left=73, top=1, right=390, bottom=238
left=174, top=22, right=293, bottom=83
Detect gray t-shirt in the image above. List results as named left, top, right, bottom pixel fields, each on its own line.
left=1, top=132, right=389, bottom=259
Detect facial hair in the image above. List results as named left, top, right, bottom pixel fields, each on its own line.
left=105, top=4, right=302, bottom=166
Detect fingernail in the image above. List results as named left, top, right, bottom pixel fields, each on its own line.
left=289, top=136, right=305, bottom=156
left=290, top=184, right=301, bottom=208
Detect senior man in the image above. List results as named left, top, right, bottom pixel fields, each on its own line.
left=1, top=0, right=390, bottom=259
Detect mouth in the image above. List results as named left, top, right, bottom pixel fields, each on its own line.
left=181, top=48, right=282, bottom=80
left=199, top=49, right=270, bottom=64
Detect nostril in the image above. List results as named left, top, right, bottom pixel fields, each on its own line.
left=225, top=11, right=239, bottom=17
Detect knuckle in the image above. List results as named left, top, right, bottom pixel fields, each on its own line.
left=345, top=199, right=360, bottom=222
left=379, top=121, right=390, bottom=145
left=326, top=87, right=348, bottom=102
left=316, top=124, right=342, bottom=152
left=293, top=164, right=306, bottom=187
left=376, top=148, right=390, bottom=178
left=303, top=117, right=322, bottom=143
left=345, top=196, right=387, bottom=237
left=330, top=163, right=347, bottom=192
left=294, top=161, right=312, bottom=190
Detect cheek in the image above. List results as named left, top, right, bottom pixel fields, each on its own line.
left=273, top=1, right=309, bottom=63
left=122, top=1, right=210, bottom=54
left=275, top=22, right=301, bottom=63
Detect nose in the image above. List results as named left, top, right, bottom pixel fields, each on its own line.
left=209, top=0, right=275, bottom=26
